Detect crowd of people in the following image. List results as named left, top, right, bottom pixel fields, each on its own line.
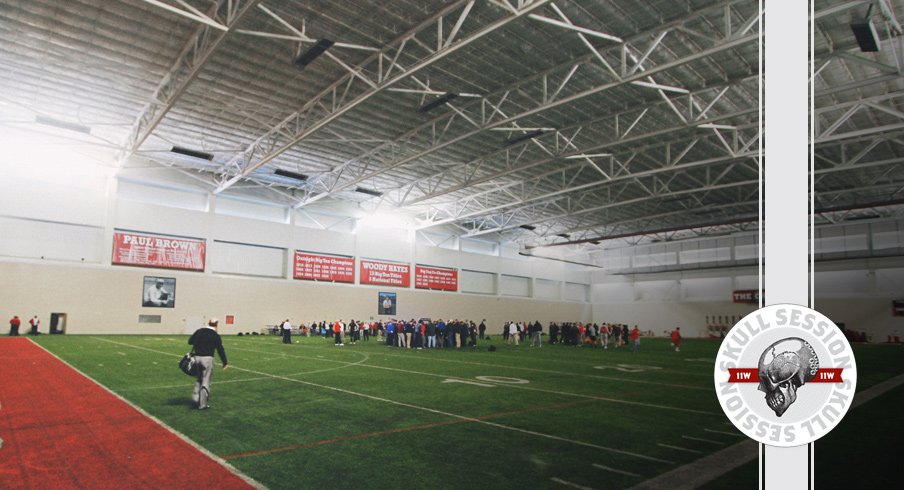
left=275, top=318, right=488, bottom=349
left=267, top=319, right=683, bottom=353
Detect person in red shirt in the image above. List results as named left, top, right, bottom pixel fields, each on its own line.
left=9, top=315, right=21, bottom=336
left=671, top=327, right=681, bottom=352
left=333, top=320, right=344, bottom=346
left=630, top=326, right=641, bottom=353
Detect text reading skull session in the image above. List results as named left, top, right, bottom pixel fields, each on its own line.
left=713, top=304, right=857, bottom=447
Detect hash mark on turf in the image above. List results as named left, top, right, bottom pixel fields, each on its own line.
left=657, top=443, right=702, bottom=454
left=593, top=464, right=640, bottom=477
left=550, top=477, right=596, bottom=490
left=682, top=435, right=725, bottom=445
left=704, top=428, right=743, bottom=437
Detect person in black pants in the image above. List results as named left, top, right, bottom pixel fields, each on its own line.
left=281, top=319, right=292, bottom=344
left=478, top=320, right=486, bottom=340
left=188, top=318, right=229, bottom=410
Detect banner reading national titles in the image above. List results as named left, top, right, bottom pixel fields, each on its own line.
left=112, top=231, right=206, bottom=271
left=359, top=259, right=410, bottom=287
left=415, top=264, right=458, bottom=291
left=293, top=251, right=355, bottom=283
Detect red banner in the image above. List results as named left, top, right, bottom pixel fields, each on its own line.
left=727, top=368, right=844, bottom=383
left=360, top=259, right=410, bottom=287
left=733, top=290, right=761, bottom=303
left=112, top=232, right=205, bottom=271
left=415, top=265, right=458, bottom=291
left=293, top=252, right=355, bottom=283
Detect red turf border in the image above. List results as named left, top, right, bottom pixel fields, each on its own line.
left=0, top=337, right=256, bottom=489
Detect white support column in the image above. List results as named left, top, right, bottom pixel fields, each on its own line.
left=101, top=175, right=119, bottom=265
left=764, top=0, right=810, bottom=489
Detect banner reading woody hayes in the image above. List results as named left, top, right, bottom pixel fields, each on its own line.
left=112, top=231, right=206, bottom=271
left=360, top=259, right=410, bottom=287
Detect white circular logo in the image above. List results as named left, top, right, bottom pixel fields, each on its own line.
left=713, top=304, right=857, bottom=447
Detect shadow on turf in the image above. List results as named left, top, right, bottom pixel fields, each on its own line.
left=166, top=397, right=197, bottom=409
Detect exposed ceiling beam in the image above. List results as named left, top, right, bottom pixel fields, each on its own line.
left=125, top=0, right=262, bottom=154
left=213, top=0, right=550, bottom=194
left=275, top=0, right=755, bottom=208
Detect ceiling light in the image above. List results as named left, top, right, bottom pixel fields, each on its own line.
left=565, top=153, right=611, bottom=159
left=851, top=20, right=880, bottom=52
left=418, top=92, right=458, bottom=113
left=504, top=129, right=545, bottom=146
left=851, top=5, right=880, bottom=52
left=355, top=186, right=383, bottom=197
left=295, top=38, right=335, bottom=67
left=274, top=169, right=308, bottom=181
left=170, top=146, right=213, bottom=161
left=519, top=224, right=537, bottom=231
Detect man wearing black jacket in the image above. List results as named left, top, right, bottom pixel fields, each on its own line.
left=188, top=318, right=229, bottom=410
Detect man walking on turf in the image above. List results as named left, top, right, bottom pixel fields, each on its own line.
left=671, top=327, right=681, bottom=352
left=188, top=318, right=228, bottom=410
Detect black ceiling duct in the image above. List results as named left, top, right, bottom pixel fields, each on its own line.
left=851, top=20, right=880, bottom=52
left=170, top=146, right=213, bottom=161
left=504, top=129, right=545, bottom=147
left=851, top=5, right=880, bottom=52
left=355, top=186, right=383, bottom=197
left=295, top=38, right=335, bottom=67
left=274, top=169, right=309, bottom=181
left=519, top=224, right=537, bottom=231
left=418, top=92, right=458, bottom=113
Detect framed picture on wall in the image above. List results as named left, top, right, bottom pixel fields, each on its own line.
left=142, top=276, right=176, bottom=308
left=378, top=292, right=397, bottom=316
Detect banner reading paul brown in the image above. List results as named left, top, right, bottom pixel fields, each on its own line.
left=112, top=231, right=206, bottom=271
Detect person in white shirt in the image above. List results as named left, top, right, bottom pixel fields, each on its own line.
left=281, top=319, right=292, bottom=344
left=508, top=322, right=519, bottom=346
left=143, top=279, right=171, bottom=306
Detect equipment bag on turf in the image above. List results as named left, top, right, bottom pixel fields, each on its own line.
left=179, top=352, right=200, bottom=376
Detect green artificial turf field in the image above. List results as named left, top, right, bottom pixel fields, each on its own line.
left=31, top=334, right=904, bottom=489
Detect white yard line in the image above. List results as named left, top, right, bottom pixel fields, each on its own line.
left=631, top=373, right=904, bottom=489
left=551, top=477, right=597, bottom=490
left=94, top=338, right=674, bottom=464
left=704, top=428, right=743, bottom=437
left=368, top=348, right=714, bottom=388
left=681, top=435, right=724, bottom=445
left=656, top=443, right=702, bottom=454
left=593, top=463, right=641, bottom=477
left=228, top=346, right=719, bottom=416
left=31, top=339, right=265, bottom=490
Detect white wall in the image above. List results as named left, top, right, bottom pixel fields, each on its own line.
left=0, top=175, right=592, bottom=334
left=589, top=262, right=904, bottom=340
left=0, top=260, right=590, bottom=335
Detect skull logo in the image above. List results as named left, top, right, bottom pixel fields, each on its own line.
left=757, top=338, right=819, bottom=417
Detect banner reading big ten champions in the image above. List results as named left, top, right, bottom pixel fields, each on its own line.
left=112, top=231, right=206, bottom=271
left=360, top=259, right=410, bottom=287
left=415, top=265, right=458, bottom=291
left=293, top=252, right=355, bottom=283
